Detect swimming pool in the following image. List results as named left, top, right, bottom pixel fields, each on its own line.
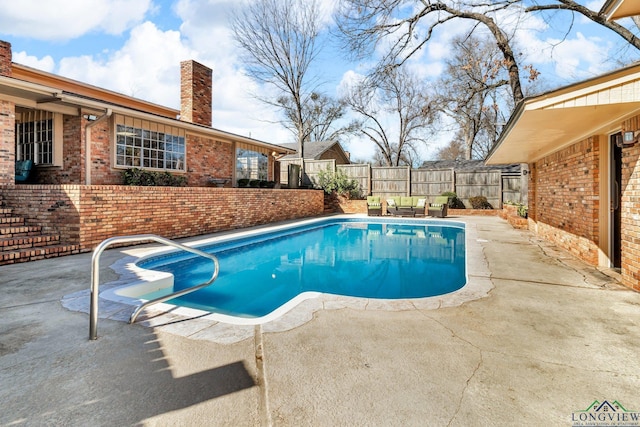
left=106, top=218, right=466, bottom=324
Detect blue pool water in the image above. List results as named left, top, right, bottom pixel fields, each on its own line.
left=137, top=219, right=466, bottom=318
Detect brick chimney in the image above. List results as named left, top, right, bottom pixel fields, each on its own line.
left=180, top=60, right=212, bottom=127
left=0, top=40, right=12, bottom=76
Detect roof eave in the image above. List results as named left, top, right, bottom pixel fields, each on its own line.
left=0, top=75, right=295, bottom=154
left=599, top=0, right=640, bottom=20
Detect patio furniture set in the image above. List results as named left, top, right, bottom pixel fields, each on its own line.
left=366, top=196, right=449, bottom=218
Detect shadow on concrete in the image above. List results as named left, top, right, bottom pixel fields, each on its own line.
left=0, top=305, right=256, bottom=426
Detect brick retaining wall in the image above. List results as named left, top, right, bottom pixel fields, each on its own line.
left=0, top=185, right=324, bottom=251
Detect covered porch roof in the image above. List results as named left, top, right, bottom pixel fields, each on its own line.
left=486, top=63, right=640, bottom=165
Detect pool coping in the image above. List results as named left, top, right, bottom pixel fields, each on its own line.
left=62, top=214, right=494, bottom=344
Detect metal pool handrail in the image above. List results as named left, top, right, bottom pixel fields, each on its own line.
left=89, top=234, right=219, bottom=340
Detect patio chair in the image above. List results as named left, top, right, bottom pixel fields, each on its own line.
left=15, top=160, right=33, bottom=183
left=413, top=197, right=427, bottom=216
left=428, top=196, right=449, bottom=218
left=366, top=196, right=382, bottom=216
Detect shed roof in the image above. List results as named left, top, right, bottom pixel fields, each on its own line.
left=279, top=140, right=349, bottom=160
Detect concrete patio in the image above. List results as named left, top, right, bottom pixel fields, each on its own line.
left=1, top=215, right=639, bottom=426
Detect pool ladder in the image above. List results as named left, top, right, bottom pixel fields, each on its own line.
left=89, top=234, right=219, bottom=340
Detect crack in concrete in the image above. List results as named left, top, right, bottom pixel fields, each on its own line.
left=528, top=236, right=620, bottom=289
left=254, top=325, right=272, bottom=427
left=0, top=299, right=62, bottom=310
left=489, top=276, right=614, bottom=290
left=417, top=311, right=484, bottom=427
left=478, top=345, right=640, bottom=378
left=448, top=353, right=483, bottom=427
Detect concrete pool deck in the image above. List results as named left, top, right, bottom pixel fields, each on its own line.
left=1, top=215, right=639, bottom=426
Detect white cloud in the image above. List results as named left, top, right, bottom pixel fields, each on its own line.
left=587, top=0, right=605, bottom=10
left=56, top=22, right=194, bottom=107
left=51, top=22, right=288, bottom=146
left=548, top=33, right=611, bottom=78
left=11, top=51, right=55, bottom=72
left=0, top=0, right=153, bottom=40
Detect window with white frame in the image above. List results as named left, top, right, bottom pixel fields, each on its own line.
left=15, top=108, right=54, bottom=165
left=236, top=146, right=268, bottom=180
left=115, top=120, right=186, bottom=171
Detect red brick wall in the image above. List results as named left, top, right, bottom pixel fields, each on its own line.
left=530, top=137, right=601, bottom=265
left=35, top=115, right=237, bottom=186
left=0, top=100, right=15, bottom=185
left=621, top=117, right=640, bottom=291
left=180, top=60, right=212, bottom=127
left=0, top=185, right=324, bottom=251
left=186, top=136, right=233, bottom=186
left=87, top=117, right=119, bottom=184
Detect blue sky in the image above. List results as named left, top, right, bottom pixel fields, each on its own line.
left=1, top=0, right=639, bottom=161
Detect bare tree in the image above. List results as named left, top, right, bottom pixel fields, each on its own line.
left=231, top=0, right=322, bottom=159
left=435, top=34, right=522, bottom=159
left=524, top=0, right=640, bottom=50
left=342, top=67, right=435, bottom=166
left=435, top=137, right=466, bottom=161
left=278, top=92, right=360, bottom=143
left=336, top=0, right=640, bottom=115
left=335, top=0, right=526, bottom=104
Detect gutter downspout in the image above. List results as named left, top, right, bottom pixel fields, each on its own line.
left=84, top=108, right=112, bottom=185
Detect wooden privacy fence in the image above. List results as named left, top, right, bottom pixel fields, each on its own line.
left=278, top=160, right=525, bottom=208
left=376, top=166, right=525, bottom=208
left=278, top=159, right=335, bottom=187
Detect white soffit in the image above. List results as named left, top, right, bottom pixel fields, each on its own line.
left=601, top=0, right=640, bottom=20
left=487, top=66, right=640, bottom=164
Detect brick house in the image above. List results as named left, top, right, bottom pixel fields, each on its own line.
left=486, top=64, right=640, bottom=292
left=0, top=39, right=294, bottom=188
left=0, top=40, right=324, bottom=264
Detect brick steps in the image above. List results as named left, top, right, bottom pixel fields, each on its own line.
left=0, top=234, right=61, bottom=251
left=0, top=225, right=43, bottom=238
left=1, top=244, right=81, bottom=265
left=0, top=195, right=79, bottom=265
left=0, top=216, right=24, bottom=224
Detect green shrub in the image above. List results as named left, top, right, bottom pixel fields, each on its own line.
left=258, top=180, right=276, bottom=188
left=469, top=196, right=493, bottom=209
left=122, top=168, right=187, bottom=187
left=317, top=168, right=361, bottom=198
left=517, top=204, right=528, bottom=218
left=441, top=191, right=465, bottom=209
left=237, top=178, right=250, bottom=187
left=249, top=179, right=261, bottom=187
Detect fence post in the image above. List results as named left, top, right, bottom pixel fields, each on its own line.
left=452, top=168, right=456, bottom=194
left=498, top=171, right=504, bottom=209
